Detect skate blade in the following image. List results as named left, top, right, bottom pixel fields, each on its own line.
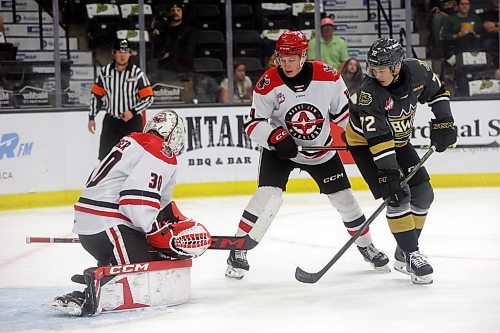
left=373, top=264, right=391, bottom=273
left=394, top=260, right=411, bottom=276
left=49, top=302, right=82, bottom=316
left=225, top=266, right=246, bottom=280
left=410, top=273, right=433, bottom=285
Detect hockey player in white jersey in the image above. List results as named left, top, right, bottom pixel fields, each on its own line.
left=51, top=110, right=211, bottom=316
left=225, top=30, right=390, bottom=279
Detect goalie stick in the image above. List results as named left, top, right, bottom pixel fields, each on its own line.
left=295, top=146, right=436, bottom=284
left=27, top=235, right=259, bottom=250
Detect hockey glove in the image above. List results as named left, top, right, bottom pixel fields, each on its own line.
left=268, top=127, right=298, bottom=159
left=378, top=169, right=408, bottom=207
left=430, top=118, right=457, bottom=153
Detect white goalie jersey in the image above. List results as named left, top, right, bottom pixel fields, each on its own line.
left=73, top=132, right=177, bottom=235
left=245, top=61, right=350, bottom=165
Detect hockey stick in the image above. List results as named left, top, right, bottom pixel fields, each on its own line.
left=298, top=145, right=348, bottom=152
left=295, top=146, right=436, bottom=284
left=26, top=235, right=259, bottom=250
left=413, top=139, right=500, bottom=150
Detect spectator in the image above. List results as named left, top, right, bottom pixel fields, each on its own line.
left=341, top=57, right=364, bottom=97
left=429, top=0, right=457, bottom=48
left=220, top=63, right=253, bottom=104
left=307, top=17, right=349, bottom=70
left=88, top=39, right=154, bottom=161
left=154, top=2, right=197, bottom=81
left=440, top=0, right=483, bottom=60
left=481, top=0, right=499, bottom=67
left=193, top=73, right=220, bottom=104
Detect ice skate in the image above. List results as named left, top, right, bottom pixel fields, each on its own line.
left=393, top=246, right=409, bottom=275
left=50, top=290, right=86, bottom=316
left=406, top=250, right=433, bottom=284
left=357, top=243, right=390, bottom=272
left=225, top=250, right=249, bottom=279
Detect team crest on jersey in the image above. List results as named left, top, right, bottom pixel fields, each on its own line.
left=358, top=91, right=372, bottom=106
left=256, top=75, right=270, bottom=90
left=284, top=103, right=325, bottom=140
left=278, top=93, right=285, bottom=104
left=384, top=97, right=394, bottom=111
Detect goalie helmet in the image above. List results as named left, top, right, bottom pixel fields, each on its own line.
left=366, top=37, right=404, bottom=76
left=275, top=30, right=309, bottom=67
left=144, top=109, right=185, bottom=154
left=147, top=220, right=212, bottom=258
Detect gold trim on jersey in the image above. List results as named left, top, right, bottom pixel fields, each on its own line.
left=369, top=140, right=395, bottom=156
left=346, top=121, right=368, bottom=146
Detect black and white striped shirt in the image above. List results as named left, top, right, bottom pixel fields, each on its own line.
left=89, top=62, right=154, bottom=120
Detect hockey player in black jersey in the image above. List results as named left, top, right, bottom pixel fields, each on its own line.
left=346, top=38, right=457, bottom=284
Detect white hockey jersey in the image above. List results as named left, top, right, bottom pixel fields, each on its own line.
left=245, top=61, right=350, bottom=165
left=73, top=132, right=177, bottom=235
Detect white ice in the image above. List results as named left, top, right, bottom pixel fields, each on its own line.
left=1, top=188, right=500, bottom=333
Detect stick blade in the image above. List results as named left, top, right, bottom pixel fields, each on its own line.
left=295, top=266, right=320, bottom=284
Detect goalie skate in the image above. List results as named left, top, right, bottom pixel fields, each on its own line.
left=50, top=291, right=86, bottom=316
left=357, top=243, right=390, bottom=272
left=225, top=250, right=249, bottom=279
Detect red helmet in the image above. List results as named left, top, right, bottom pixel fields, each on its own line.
left=275, top=30, right=308, bottom=56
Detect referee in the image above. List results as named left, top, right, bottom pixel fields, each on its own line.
left=88, top=39, right=154, bottom=160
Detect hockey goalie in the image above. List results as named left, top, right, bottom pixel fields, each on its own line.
left=50, top=110, right=211, bottom=316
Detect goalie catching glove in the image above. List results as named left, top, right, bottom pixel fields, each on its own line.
left=147, top=219, right=211, bottom=258
left=268, top=127, right=298, bottom=159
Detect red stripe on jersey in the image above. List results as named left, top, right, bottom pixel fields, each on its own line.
left=129, top=132, right=177, bottom=165
left=311, top=61, right=340, bottom=82
left=245, top=120, right=261, bottom=136
left=333, top=112, right=349, bottom=124
left=109, top=227, right=127, bottom=264
left=119, top=198, right=160, bottom=209
left=348, top=227, right=369, bottom=237
left=238, top=220, right=252, bottom=233
left=75, top=205, right=132, bottom=223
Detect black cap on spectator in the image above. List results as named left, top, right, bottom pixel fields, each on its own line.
left=112, top=39, right=132, bottom=53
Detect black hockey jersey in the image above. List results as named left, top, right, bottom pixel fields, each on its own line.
left=346, top=58, right=452, bottom=169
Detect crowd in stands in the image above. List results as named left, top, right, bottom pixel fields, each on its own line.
left=1, top=0, right=499, bottom=105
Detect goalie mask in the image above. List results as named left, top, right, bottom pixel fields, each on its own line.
left=275, top=30, right=309, bottom=68
left=144, top=110, right=186, bottom=154
left=366, top=37, right=404, bottom=78
left=147, top=220, right=211, bottom=258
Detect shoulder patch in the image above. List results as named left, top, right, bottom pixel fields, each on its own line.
left=311, top=61, right=340, bottom=81
left=358, top=91, right=373, bottom=106
left=417, top=59, right=431, bottom=71
left=253, top=67, right=283, bottom=95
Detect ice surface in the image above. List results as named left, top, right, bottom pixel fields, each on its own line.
left=1, top=189, right=500, bottom=333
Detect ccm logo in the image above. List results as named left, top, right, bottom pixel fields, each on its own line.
left=274, top=130, right=288, bottom=142
left=323, top=173, right=344, bottom=183
left=109, top=263, right=150, bottom=274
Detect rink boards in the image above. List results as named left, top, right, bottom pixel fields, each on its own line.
left=0, top=100, right=499, bottom=209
